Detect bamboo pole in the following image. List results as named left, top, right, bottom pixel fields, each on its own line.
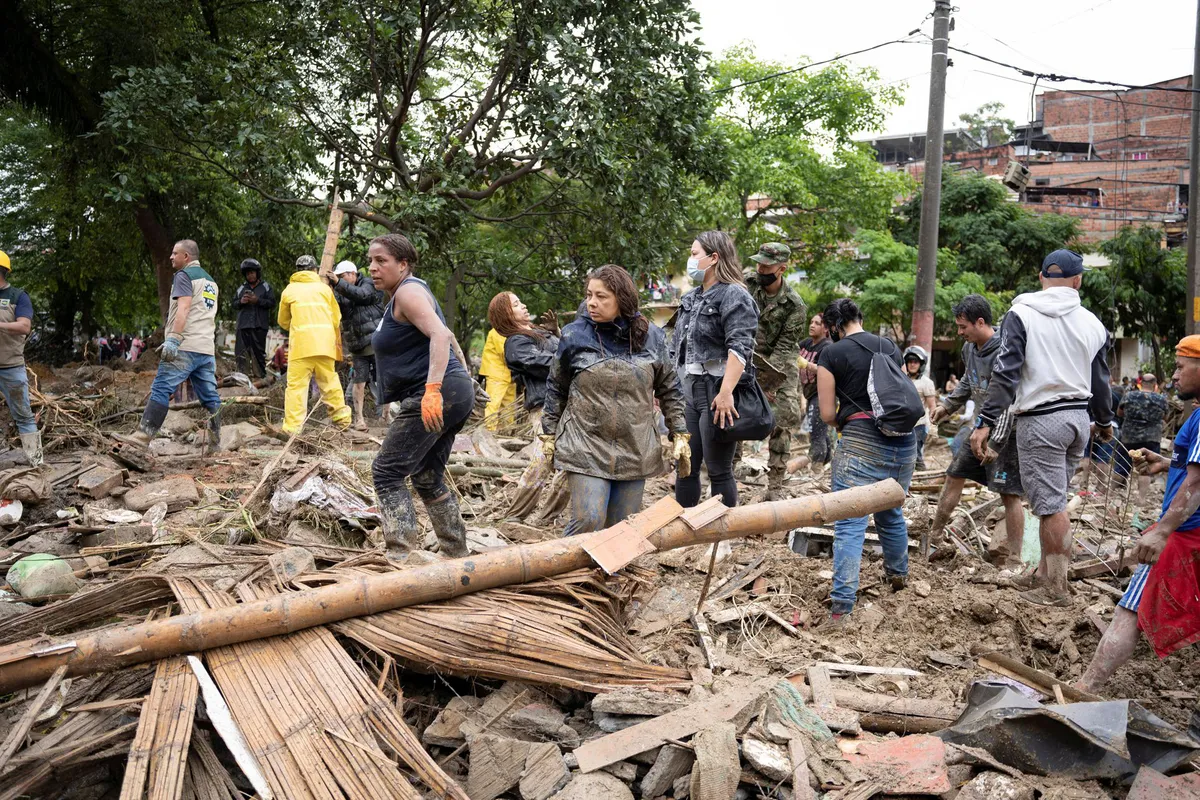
left=0, top=480, right=902, bottom=692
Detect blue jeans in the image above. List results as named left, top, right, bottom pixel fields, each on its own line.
left=0, top=365, right=37, bottom=434
left=913, top=424, right=928, bottom=465
left=830, top=422, right=916, bottom=614
left=564, top=472, right=645, bottom=536
left=149, top=350, right=221, bottom=410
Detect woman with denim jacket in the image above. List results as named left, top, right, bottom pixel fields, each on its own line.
left=542, top=265, right=690, bottom=536
left=815, top=298, right=916, bottom=627
left=670, top=231, right=759, bottom=508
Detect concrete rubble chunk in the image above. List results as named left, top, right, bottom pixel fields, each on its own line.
left=78, top=525, right=152, bottom=549
left=124, top=476, right=199, bottom=512
left=160, top=410, right=196, bottom=436
left=422, top=695, right=483, bottom=747
left=462, top=682, right=552, bottom=739
left=468, top=733, right=535, bottom=800
left=268, top=546, right=315, bottom=583
left=592, top=688, right=692, bottom=718
left=76, top=467, right=125, bottom=499
left=512, top=702, right=569, bottom=737
left=956, top=771, right=1035, bottom=800
left=219, top=421, right=263, bottom=451
left=14, top=531, right=77, bottom=557
left=689, top=723, right=740, bottom=800
left=520, top=742, right=571, bottom=800
left=601, top=761, right=638, bottom=782
left=639, top=743, right=694, bottom=799
left=741, top=735, right=791, bottom=783
left=550, top=772, right=635, bottom=800
left=671, top=775, right=690, bottom=800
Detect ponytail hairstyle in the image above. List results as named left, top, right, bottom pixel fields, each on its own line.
left=487, top=291, right=543, bottom=340
left=822, top=298, right=863, bottom=342
left=694, top=230, right=744, bottom=286
left=370, top=233, right=419, bottom=272
left=588, top=264, right=648, bottom=352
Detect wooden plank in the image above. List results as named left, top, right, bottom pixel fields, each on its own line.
left=573, top=677, right=776, bottom=773
left=680, top=497, right=728, bottom=530
left=1084, top=578, right=1127, bottom=599
left=0, top=664, right=69, bottom=773
left=785, top=676, right=961, bottom=723
left=583, top=521, right=657, bottom=575
left=1085, top=609, right=1109, bottom=635
left=707, top=555, right=768, bottom=603
left=788, top=738, right=815, bottom=800
left=807, top=666, right=835, bottom=708
left=692, top=613, right=720, bottom=671
left=814, top=662, right=922, bottom=678
left=976, top=651, right=1101, bottom=703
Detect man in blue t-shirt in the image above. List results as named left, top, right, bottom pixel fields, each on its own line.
left=0, top=250, right=40, bottom=465
left=1078, top=335, right=1200, bottom=692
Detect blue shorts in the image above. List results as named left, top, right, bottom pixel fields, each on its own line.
left=1118, top=563, right=1151, bottom=611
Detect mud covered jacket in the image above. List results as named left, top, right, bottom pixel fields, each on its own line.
left=332, top=272, right=386, bottom=353
left=544, top=313, right=686, bottom=480
left=504, top=331, right=558, bottom=410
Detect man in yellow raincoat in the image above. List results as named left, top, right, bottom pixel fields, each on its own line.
left=479, top=327, right=516, bottom=430
left=278, top=255, right=352, bottom=434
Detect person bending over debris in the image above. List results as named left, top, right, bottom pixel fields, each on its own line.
left=122, top=240, right=222, bottom=454
left=326, top=259, right=386, bottom=431
left=369, top=234, right=474, bottom=561
left=816, top=298, right=917, bottom=626
left=277, top=255, right=352, bottom=435
left=487, top=292, right=558, bottom=429
left=671, top=230, right=758, bottom=509
left=542, top=265, right=688, bottom=536
left=972, top=249, right=1113, bottom=607
left=1078, top=337, right=1200, bottom=692
left=0, top=250, right=41, bottom=465
left=928, top=294, right=1024, bottom=567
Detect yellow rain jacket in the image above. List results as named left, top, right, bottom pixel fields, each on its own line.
left=278, top=271, right=342, bottom=360
left=479, top=329, right=510, bottom=381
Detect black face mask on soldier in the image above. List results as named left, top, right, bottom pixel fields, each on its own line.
left=756, top=270, right=780, bottom=288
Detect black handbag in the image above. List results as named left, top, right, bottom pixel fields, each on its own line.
left=704, top=367, right=775, bottom=443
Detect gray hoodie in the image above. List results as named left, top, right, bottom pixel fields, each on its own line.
left=979, top=286, right=1113, bottom=427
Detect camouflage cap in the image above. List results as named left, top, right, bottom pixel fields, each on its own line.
left=750, top=242, right=791, bottom=266
left=295, top=254, right=318, bottom=270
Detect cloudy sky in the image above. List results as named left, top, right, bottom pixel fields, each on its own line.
left=691, top=0, right=1197, bottom=138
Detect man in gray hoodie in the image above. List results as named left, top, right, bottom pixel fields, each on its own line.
left=972, top=250, right=1114, bottom=606
left=927, top=295, right=1024, bottom=566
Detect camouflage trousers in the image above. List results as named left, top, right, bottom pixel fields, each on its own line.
left=768, top=377, right=802, bottom=474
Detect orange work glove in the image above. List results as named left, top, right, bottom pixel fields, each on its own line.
left=421, top=382, right=444, bottom=432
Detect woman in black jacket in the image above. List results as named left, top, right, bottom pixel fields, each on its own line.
left=328, top=260, right=387, bottom=430
left=486, top=292, right=558, bottom=424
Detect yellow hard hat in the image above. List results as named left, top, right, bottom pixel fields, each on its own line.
left=0, top=251, right=8, bottom=272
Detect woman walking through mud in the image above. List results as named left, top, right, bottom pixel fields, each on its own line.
left=368, top=233, right=474, bottom=562
left=542, top=265, right=690, bottom=536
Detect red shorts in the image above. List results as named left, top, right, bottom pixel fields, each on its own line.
left=1138, top=527, right=1200, bottom=658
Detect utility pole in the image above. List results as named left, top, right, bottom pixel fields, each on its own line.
left=911, top=0, right=952, bottom=352
left=1187, top=0, right=1200, bottom=334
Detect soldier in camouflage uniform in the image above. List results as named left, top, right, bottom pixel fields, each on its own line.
left=1116, top=373, right=1168, bottom=501
left=746, top=242, right=807, bottom=500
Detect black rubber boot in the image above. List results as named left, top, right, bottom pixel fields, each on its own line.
left=119, top=400, right=169, bottom=447
left=378, top=487, right=421, bottom=561
left=205, top=407, right=222, bottom=455
left=426, top=492, right=469, bottom=558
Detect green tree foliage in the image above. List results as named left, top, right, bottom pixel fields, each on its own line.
left=958, top=101, right=1015, bottom=148
left=809, top=229, right=1009, bottom=342
left=1094, top=225, right=1186, bottom=378
left=889, top=169, right=1081, bottom=293
left=691, top=45, right=912, bottom=272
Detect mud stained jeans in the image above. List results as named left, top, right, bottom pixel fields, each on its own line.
left=0, top=365, right=37, bottom=435
left=372, top=373, right=475, bottom=500
left=829, top=423, right=916, bottom=614
left=564, top=473, right=646, bottom=537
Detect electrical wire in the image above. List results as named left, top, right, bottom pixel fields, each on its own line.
left=714, top=37, right=924, bottom=94
left=971, top=70, right=1193, bottom=114
left=948, top=44, right=1200, bottom=95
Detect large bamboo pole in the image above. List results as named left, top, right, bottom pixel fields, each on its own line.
left=0, top=481, right=902, bottom=692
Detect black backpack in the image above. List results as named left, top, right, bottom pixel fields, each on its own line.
left=840, top=336, right=924, bottom=437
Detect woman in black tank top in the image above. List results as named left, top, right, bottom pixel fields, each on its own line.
left=367, top=234, right=475, bottom=562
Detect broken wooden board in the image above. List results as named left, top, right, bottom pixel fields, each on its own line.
left=689, top=722, right=739, bottom=800
left=807, top=666, right=835, bottom=708
left=573, top=677, right=777, bottom=773
left=706, top=603, right=798, bottom=636
left=707, top=555, right=768, bottom=603
left=814, top=662, right=922, bottom=678
left=583, top=496, right=681, bottom=574
left=977, top=651, right=1101, bottom=703
left=692, top=613, right=720, bottom=671
left=119, top=656, right=198, bottom=800
left=519, top=742, right=570, bottom=800
left=1069, top=554, right=1132, bottom=580
left=468, top=733, right=534, bottom=800
left=680, top=496, right=728, bottom=530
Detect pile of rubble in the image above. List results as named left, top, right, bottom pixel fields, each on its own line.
left=0, top=364, right=1195, bottom=799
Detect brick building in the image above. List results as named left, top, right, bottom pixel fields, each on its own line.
left=868, top=75, right=1194, bottom=243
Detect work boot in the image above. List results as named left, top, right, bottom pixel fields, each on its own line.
left=18, top=431, right=42, bottom=467
left=378, top=488, right=421, bottom=561
left=765, top=467, right=786, bottom=502
left=426, top=493, right=469, bottom=558
left=205, top=410, right=222, bottom=455
left=115, top=400, right=169, bottom=449
left=888, top=573, right=907, bottom=592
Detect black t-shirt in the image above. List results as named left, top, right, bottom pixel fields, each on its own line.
left=817, top=332, right=903, bottom=429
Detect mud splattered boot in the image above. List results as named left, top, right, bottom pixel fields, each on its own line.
left=19, top=432, right=42, bottom=467
left=426, top=492, right=469, bottom=558
left=765, top=467, right=786, bottom=502
left=116, top=400, right=169, bottom=448
left=378, top=488, right=421, bottom=562
left=204, top=408, right=222, bottom=455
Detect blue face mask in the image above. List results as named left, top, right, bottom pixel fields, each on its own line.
left=686, top=255, right=707, bottom=283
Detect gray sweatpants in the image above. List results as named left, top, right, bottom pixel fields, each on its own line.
left=1015, top=408, right=1090, bottom=516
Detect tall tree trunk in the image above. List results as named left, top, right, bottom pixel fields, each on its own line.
left=1150, top=335, right=1163, bottom=381
left=133, top=199, right=175, bottom=324
left=441, top=258, right=468, bottom=340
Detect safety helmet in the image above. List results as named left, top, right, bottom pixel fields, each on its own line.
left=903, top=345, right=929, bottom=364
left=240, top=258, right=261, bottom=275
left=0, top=250, right=9, bottom=272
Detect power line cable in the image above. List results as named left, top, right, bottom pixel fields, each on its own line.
left=714, top=36, right=924, bottom=94
left=948, top=44, right=1200, bottom=95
